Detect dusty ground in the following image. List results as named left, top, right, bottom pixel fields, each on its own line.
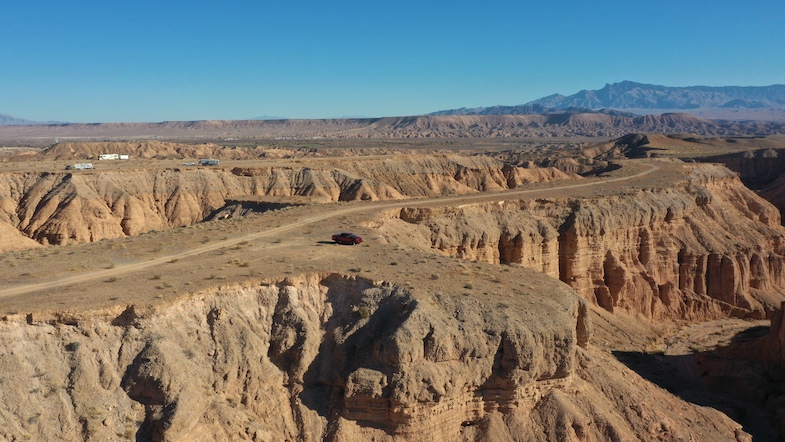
left=0, top=158, right=661, bottom=316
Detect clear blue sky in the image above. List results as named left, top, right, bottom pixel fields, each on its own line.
left=2, top=0, right=784, bottom=122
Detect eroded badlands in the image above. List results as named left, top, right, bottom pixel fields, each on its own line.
left=1, top=138, right=784, bottom=441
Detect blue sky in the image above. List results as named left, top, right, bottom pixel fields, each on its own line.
left=2, top=1, right=784, bottom=122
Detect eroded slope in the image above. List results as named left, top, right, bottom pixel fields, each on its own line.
left=0, top=273, right=748, bottom=441
left=375, top=163, right=785, bottom=320
left=0, top=154, right=573, bottom=247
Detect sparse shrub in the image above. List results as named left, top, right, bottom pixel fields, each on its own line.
left=430, top=274, right=439, bottom=280
left=150, top=274, right=162, bottom=280
left=104, top=277, right=118, bottom=283
left=167, top=258, right=179, bottom=263
left=65, top=342, right=80, bottom=352
left=390, top=261, right=398, bottom=266
left=348, top=268, right=361, bottom=273
left=355, top=305, right=371, bottom=319
left=463, top=282, right=473, bottom=289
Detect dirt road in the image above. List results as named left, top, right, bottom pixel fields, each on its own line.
left=0, top=162, right=660, bottom=299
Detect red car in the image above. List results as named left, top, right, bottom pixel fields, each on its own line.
left=332, top=232, right=363, bottom=245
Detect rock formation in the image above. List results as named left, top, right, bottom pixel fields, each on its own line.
left=376, top=163, right=785, bottom=320
left=0, top=155, right=573, bottom=247
left=0, top=273, right=749, bottom=441
left=2, top=113, right=785, bottom=142
left=699, top=148, right=785, bottom=224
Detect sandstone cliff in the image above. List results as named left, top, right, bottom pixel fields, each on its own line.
left=699, top=148, right=785, bottom=224
left=0, top=273, right=748, bottom=441
left=375, top=163, right=785, bottom=320
left=0, top=155, right=573, bottom=247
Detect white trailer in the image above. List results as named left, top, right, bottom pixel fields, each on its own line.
left=74, top=163, right=94, bottom=170
left=99, top=154, right=120, bottom=160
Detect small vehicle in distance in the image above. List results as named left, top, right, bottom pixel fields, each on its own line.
left=332, top=232, right=362, bottom=245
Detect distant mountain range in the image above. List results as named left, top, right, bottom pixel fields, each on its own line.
left=0, top=114, right=64, bottom=126
left=430, top=81, right=785, bottom=116
left=5, top=82, right=785, bottom=126
left=0, top=114, right=41, bottom=126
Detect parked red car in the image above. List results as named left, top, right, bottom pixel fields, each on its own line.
left=332, top=232, right=363, bottom=245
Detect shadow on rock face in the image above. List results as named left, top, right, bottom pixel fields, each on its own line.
left=613, top=324, right=782, bottom=441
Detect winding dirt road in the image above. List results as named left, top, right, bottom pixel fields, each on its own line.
left=0, top=162, right=660, bottom=299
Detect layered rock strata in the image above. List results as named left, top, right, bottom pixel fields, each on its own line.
left=0, top=273, right=747, bottom=441
left=700, top=148, right=785, bottom=223
left=376, top=164, right=785, bottom=320
left=0, top=155, right=572, bottom=247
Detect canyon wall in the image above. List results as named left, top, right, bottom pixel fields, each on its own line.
left=376, top=164, right=785, bottom=320
left=0, top=155, right=572, bottom=247
left=700, top=148, right=785, bottom=224
left=765, top=303, right=785, bottom=380
left=0, top=273, right=747, bottom=441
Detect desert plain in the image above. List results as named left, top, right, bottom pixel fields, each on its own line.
left=0, top=118, right=785, bottom=441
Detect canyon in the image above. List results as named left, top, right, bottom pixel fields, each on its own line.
left=0, top=136, right=784, bottom=440
left=376, top=163, right=785, bottom=321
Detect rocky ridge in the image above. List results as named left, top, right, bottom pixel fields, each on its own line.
left=697, top=148, right=785, bottom=224
left=0, top=273, right=749, bottom=441
left=1, top=113, right=785, bottom=142
left=0, top=155, right=573, bottom=247
left=375, top=163, right=785, bottom=321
